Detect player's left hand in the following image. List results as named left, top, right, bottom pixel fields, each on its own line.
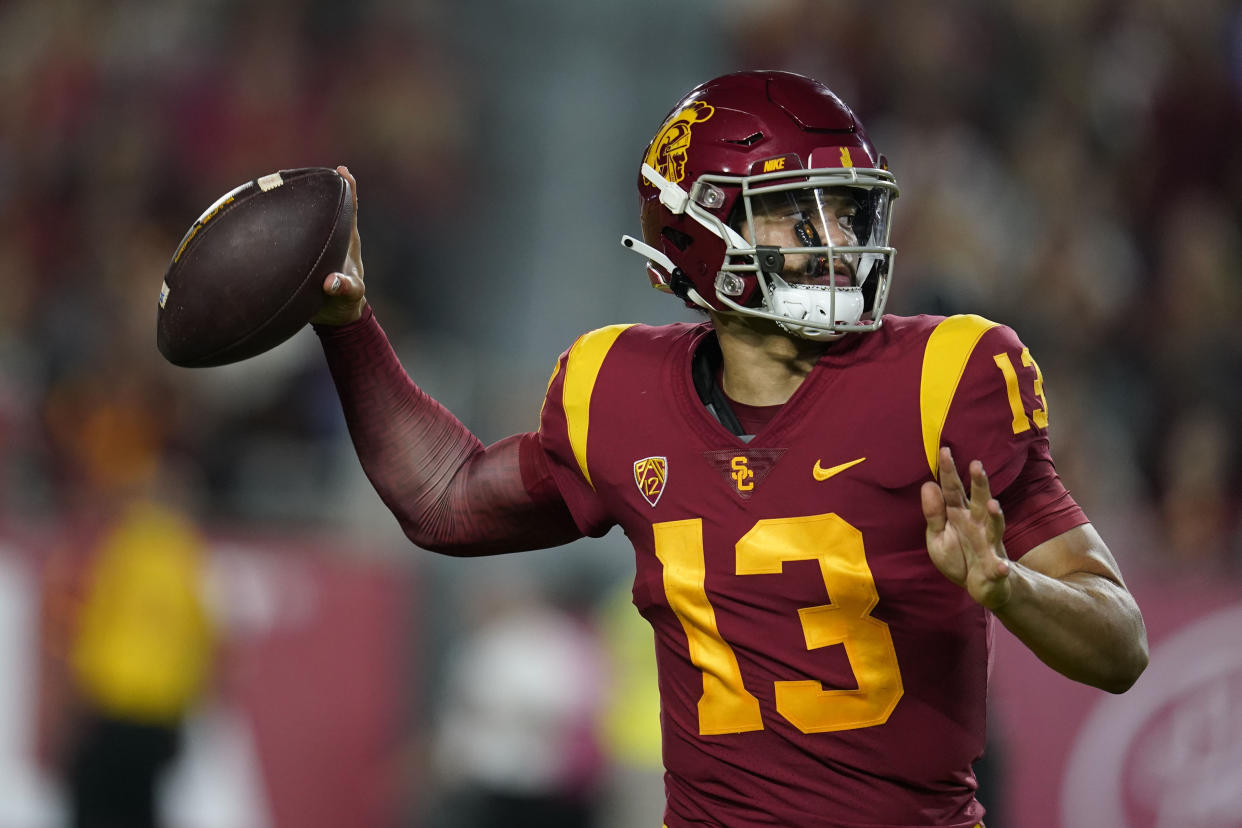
left=921, top=447, right=1013, bottom=610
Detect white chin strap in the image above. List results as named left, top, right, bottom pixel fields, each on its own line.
left=767, top=280, right=865, bottom=340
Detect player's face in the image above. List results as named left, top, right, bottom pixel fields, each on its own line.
left=739, top=188, right=861, bottom=286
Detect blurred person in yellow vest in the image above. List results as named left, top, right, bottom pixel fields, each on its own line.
left=595, top=579, right=664, bottom=828
left=64, top=498, right=216, bottom=828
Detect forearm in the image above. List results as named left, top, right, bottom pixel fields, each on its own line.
left=314, top=308, right=581, bottom=555
left=991, top=564, right=1148, bottom=693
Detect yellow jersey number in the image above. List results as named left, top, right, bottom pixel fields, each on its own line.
left=993, top=347, right=1048, bottom=433
left=653, top=513, right=903, bottom=735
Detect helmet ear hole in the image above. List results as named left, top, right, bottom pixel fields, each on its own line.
left=725, top=199, right=747, bottom=234
left=662, top=226, right=693, bottom=251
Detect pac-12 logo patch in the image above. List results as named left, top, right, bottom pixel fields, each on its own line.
left=644, top=101, right=714, bottom=186
left=633, top=456, right=668, bottom=507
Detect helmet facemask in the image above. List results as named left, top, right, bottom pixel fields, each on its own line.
left=715, top=170, right=896, bottom=340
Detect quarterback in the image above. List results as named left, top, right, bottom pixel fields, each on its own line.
left=311, top=71, right=1148, bottom=827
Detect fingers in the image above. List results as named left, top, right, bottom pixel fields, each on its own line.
left=311, top=168, right=366, bottom=327
left=964, top=460, right=1007, bottom=554
left=920, top=481, right=947, bottom=533
left=986, top=498, right=1008, bottom=560
left=937, top=449, right=1009, bottom=555
left=938, top=449, right=997, bottom=511
left=929, top=449, right=1013, bottom=606
left=335, top=165, right=364, bottom=279
left=336, top=165, right=358, bottom=207
left=968, top=460, right=992, bottom=521
left=937, top=447, right=967, bottom=508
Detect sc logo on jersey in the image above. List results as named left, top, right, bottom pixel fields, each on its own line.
left=730, top=456, right=754, bottom=492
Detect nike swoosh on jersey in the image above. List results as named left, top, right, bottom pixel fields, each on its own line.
left=811, top=456, right=866, bottom=481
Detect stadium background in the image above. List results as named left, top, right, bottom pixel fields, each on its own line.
left=0, top=0, right=1239, bottom=825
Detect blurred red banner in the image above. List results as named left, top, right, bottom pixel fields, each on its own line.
left=990, top=569, right=1242, bottom=828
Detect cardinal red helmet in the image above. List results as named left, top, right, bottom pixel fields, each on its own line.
left=622, top=70, right=899, bottom=339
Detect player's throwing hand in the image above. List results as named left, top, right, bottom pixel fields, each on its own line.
left=311, top=165, right=367, bottom=327
left=922, top=447, right=1013, bottom=610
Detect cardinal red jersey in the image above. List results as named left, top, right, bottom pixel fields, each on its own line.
left=536, top=314, right=1086, bottom=828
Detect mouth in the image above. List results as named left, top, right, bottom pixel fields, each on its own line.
left=796, top=266, right=854, bottom=288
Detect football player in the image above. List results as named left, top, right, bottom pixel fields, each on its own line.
left=311, top=71, right=1148, bottom=828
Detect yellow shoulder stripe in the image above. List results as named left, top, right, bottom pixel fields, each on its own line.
left=563, top=324, right=635, bottom=488
left=537, top=357, right=563, bottom=425
left=919, top=315, right=998, bottom=478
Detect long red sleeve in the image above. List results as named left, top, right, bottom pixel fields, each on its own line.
left=313, top=306, right=582, bottom=556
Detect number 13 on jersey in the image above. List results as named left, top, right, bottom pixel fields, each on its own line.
left=653, top=513, right=904, bottom=736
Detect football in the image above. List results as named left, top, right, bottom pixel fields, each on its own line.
left=156, top=167, right=353, bottom=367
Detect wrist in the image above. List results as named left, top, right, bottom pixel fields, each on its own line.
left=984, top=559, right=1031, bottom=614
left=312, top=301, right=372, bottom=333
left=312, top=300, right=370, bottom=330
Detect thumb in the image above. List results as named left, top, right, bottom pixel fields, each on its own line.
left=324, top=272, right=364, bottom=301
left=311, top=272, right=367, bottom=326
left=921, top=480, right=947, bottom=534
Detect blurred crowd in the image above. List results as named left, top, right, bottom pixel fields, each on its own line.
left=3, top=0, right=1239, bottom=565
left=0, top=0, right=1240, bottom=824
left=0, top=0, right=471, bottom=530
left=725, top=0, right=1242, bottom=570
